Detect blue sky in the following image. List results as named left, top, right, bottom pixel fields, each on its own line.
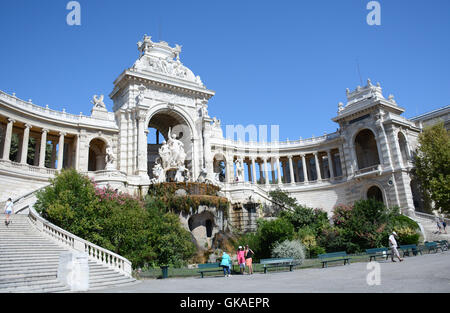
left=0, top=0, right=449, bottom=141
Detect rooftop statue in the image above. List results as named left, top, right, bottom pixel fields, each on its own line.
left=91, top=95, right=106, bottom=109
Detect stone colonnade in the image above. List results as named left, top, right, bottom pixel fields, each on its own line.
left=0, top=117, right=78, bottom=170
left=223, top=148, right=343, bottom=185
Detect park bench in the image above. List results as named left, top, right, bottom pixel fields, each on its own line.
left=318, top=251, right=350, bottom=268
left=438, top=240, right=448, bottom=251
left=197, top=262, right=225, bottom=278
left=424, top=241, right=443, bottom=253
left=366, top=247, right=391, bottom=261
left=260, top=258, right=296, bottom=274
left=398, top=244, right=422, bottom=257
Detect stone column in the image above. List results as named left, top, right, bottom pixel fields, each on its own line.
left=263, top=157, right=269, bottom=185
left=301, top=154, right=309, bottom=183
left=327, top=150, right=335, bottom=181
left=275, top=156, right=282, bottom=185
left=314, top=152, right=322, bottom=181
left=39, top=129, right=48, bottom=168
left=57, top=132, right=66, bottom=170
left=2, top=118, right=14, bottom=160
left=20, top=124, right=31, bottom=164
left=251, top=157, right=257, bottom=184
left=288, top=155, right=295, bottom=185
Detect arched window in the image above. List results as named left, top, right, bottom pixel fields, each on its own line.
left=355, top=129, right=380, bottom=170
left=367, top=186, right=384, bottom=203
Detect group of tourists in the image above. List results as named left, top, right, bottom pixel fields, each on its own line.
left=220, top=245, right=254, bottom=277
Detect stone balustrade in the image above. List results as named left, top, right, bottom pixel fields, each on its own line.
left=28, top=205, right=132, bottom=276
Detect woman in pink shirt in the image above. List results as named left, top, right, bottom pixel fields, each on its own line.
left=237, top=246, right=246, bottom=274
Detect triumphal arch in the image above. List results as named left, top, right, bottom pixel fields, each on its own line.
left=0, top=34, right=446, bottom=232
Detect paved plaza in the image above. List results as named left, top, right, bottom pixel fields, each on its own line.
left=92, top=252, right=450, bottom=293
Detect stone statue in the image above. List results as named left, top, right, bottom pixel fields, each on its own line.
left=175, top=165, right=188, bottom=182
left=92, top=95, right=106, bottom=109
left=151, top=162, right=165, bottom=184
left=158, top=141, right=171, bottom=169
left=167, top=128, right=186, bottom=167
left=105, top=145, right=115, bottom=169
left=235, top=159, right=244, bottom=182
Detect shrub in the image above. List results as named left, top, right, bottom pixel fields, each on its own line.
left=257, top=218, right=295, bottom=259
left=271, top=240, right=306, bottom=264
left=34, top=169, right=196, bottom=268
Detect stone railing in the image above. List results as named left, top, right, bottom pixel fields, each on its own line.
left=354, top=164, right=381, bottom=177
left=0, top=159, right=58, bottom=176
left=211, top=131, right=340, bottom=150
left=415, top=211, right=450, bottom=224
left=28, top=206, right=132, bottom=277
left=0, top=90, right=117, bottom=128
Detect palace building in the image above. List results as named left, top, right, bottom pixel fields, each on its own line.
left=0, top=35, right=448, bottom=232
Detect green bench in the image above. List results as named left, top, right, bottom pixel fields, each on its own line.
left=438, top=240, right=448, bottom=251
left=197, top=262, right=225, bottom=278
left=398, top=244, right=422, bottom=257
left=424, top=242, right=443, bottom=253
left=366, top=247, right=391, bottom=261
left=260, top=258, right=296, bottom=274
left=318, top=251, right=350, bottom=268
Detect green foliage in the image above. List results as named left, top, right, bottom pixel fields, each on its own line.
left=271, top=240, right=306, bottom=263
left=331, top=199, right=420, bottom=252
left=413, top=123, right=450, bottom=214
left=34, top=169, right=196, bottom=268
left=148, top=182, right=229, bottom=215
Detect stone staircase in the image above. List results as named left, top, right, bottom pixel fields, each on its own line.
left=0, top=214, right=137, bottom=293
left=412, top=213, right=450, bottom=243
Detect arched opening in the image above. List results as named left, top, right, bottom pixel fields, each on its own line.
left=398, top=132, right=409, bottom=166
left=205, top=219, right=213, bottom=238
left=367, top=185, right=384, bottom=203
left=88, top=138, right=107, bottom=171
left=355, top=129, right=380, bottom=170
left=147, top=110, right=192, bottom=179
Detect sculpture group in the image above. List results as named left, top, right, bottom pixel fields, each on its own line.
left=150, top=128, right=189, bottom=183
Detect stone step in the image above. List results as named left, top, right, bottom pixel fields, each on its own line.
left=89, top=278, right=137, bottom=290
left=0, top=272, right=58, bottom=286
left=0, top=255, right=60, bottom=262
left=0, top=263, right=59, bottom=271
left=0, top=279, right=69, bottom=293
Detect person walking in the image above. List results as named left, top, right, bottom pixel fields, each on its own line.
left=220, top=251, right=232, bottom=277
left=4, top=198, right=13, bottom=226
left=435, top=216, right=442, bottom=234
left=440, top=218, right=447, bottom=234
left=389, top=231, right=403, bottom=262
left=244, top=245, right=254, bottom=275
left=237, top=246, right=246, bottom=275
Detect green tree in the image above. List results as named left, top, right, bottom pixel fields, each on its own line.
left=413, top=123, right=450, bottom=214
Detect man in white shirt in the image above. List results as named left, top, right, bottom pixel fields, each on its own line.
left=388, top=231, right=403, bottom=262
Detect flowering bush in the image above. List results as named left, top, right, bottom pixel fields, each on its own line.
left=35, top=169, right=196, bottom=268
